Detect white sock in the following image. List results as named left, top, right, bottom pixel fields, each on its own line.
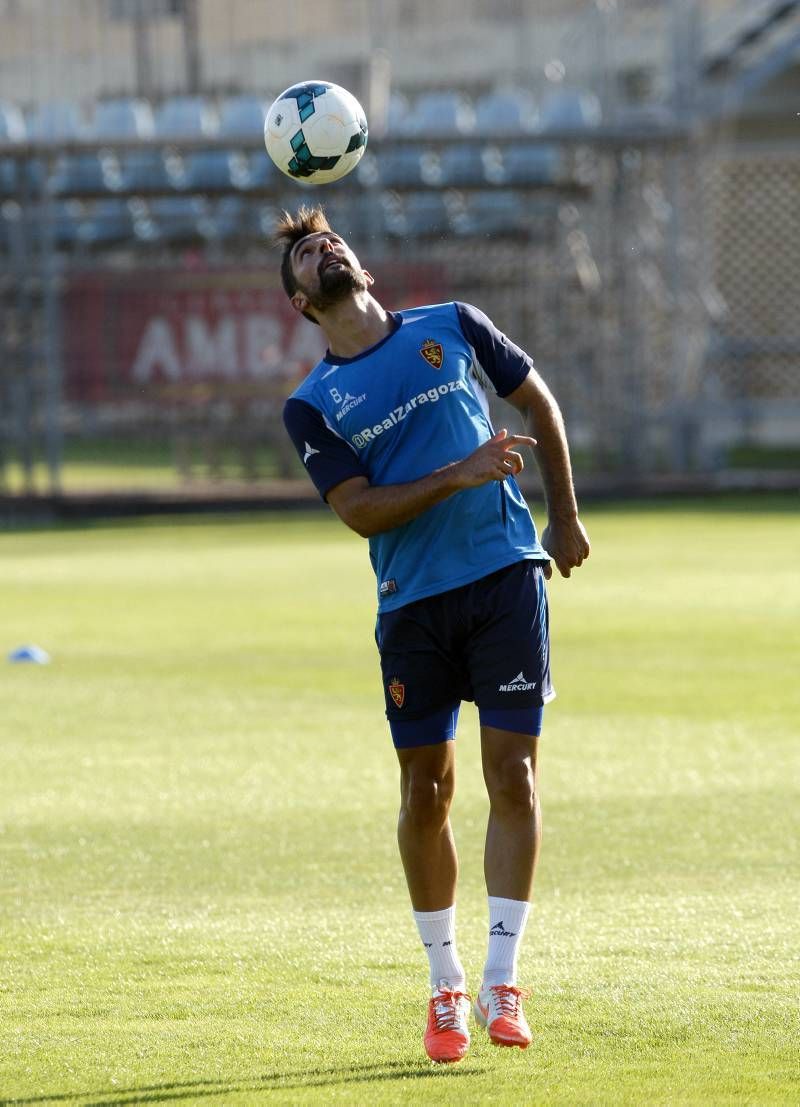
left=412, top=905, right=466, bottom=992
left=482, top=896, right=531, bottom=987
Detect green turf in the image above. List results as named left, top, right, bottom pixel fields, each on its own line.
left=1, top=499, right=799, bottom=1104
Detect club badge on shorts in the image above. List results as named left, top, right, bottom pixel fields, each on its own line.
left=419, top=338, right=443, bottom=370
left=388, top=676, right=405, bottom=708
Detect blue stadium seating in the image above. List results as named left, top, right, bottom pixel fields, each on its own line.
left=242, top=151, right=278, bottom=189
left=438, top=144, right=488, bottom=186
left=325, top=192, right=387, bottom=239
left=373, top=144, right=429, bottom=187
left=388, top=191, right=452, bottom=237
left=0, top=99, right=26, bottom=141
left=145, top=195, right=209, bottom=242
left=27, top=102, right=100, bottom=197
left=154, top=95, right=216, bottom=138
left=219, top=96, right=267, bottom=136
left=92, top=98, right=154, bottom=138
left=0, top=159, right=18, bottom=194
left=538, top=89, right=601, bottom=130
left=457, top=190, right=527, bottom=236
left=46, top=200, right=85, bottom=247
left=48, top=152, right=111, bottom=194
left=79, top=199, right=134, bottom=245
left=474, top=88, right=539, bottom=134
left=180, top=150, right=235, bottom=191
left=206, top=195, right=247, bottom=239
left=1, top=104, right=27, bottom=197
left=384, top=92, right=411, bottom=135
left=28, top=100, right=84, bottom=140
left=501, top=143, right=560, bottom=184
left=400, top=92, right=475, bottom=136
left=117, top=149, right=175, bottom=192
left=252, top=201, right=282, bottom=239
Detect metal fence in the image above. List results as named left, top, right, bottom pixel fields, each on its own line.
left=1, top=0, right=799, bottom=504
left=1, top=126, right=799, bottom=502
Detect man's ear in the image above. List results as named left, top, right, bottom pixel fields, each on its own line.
left=291, top=292, right=309, bottom=316
left=362, top=270, right=375, bottom=288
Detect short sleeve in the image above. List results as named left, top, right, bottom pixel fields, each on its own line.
left=283, top=397, right=368, bottom=500
left=455, top=301, right=533, bottom=397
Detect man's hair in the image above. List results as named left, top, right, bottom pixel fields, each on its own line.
left=274, top=205, right=334, bottom=305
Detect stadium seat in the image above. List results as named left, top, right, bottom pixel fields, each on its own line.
left=373, top=144, right=429, bottom=187
left=117, top=149, right=175, bottom=192
left=154, top=95, right=216, bottom=138
left=538, top=89, right=602, bottom=130
left=219, top=96, right=267, bottom=136
left=438, top=144, right=490, bottom=186
left=385, top=92, right=411, bottom=135
left=28, top=100, right=84, bottom=140
left=501, top=143, right=560, bottom=184
left=0, top=105, right=24, bottom=199
left=44, top=200, right=85, bottom=247
left=390, top=191, right=452, bottom=238
left=207, top=195, right=247, bottom=239
left=27, top=101, right=104, bottom=197
left=92, top=98, right=154, bottom=138
left=242, top=151, right=278, bottom=189
left=0, top=99, right=26, bottom=141
left=325, top=192, right=387, bottom=239
left=180, top=150, right=234, bottom=191
left=0, top=201, right=22, bottom=253
left=0, top=159, right=18, bottom=195
left=48, top=152, right=112, bottom=195
left=252, top=201, right=282, bottom=239
left=474, top=88, right=539, bottom=134
left=400, top=92, right=475, bottom=136
left=78, top=199, right=134, bottom=245
left=458, top=190, right=527, bottom=236
left=145, top=195, right=209, bottom=242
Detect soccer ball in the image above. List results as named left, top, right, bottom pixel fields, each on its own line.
left=264, top=81, right=368, bottom=186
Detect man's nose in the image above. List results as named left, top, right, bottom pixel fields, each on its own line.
left=319, top=238, right=334, bottom=253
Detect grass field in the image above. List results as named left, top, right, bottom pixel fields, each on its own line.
left=2, top=497, right=799, bottom=1105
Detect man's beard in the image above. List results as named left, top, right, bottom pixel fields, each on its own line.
left=306, top=261, right=368, bottom=313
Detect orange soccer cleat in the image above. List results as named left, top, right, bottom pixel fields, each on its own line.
left=423, top=981, right=471, bottom=1064
left=474, top=983, right=532, bottom=1048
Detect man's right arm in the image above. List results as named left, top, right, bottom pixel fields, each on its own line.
left=326, top=429, right=535, bottom=538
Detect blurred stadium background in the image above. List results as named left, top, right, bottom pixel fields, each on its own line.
left=1, top=0, right=798, bottom=512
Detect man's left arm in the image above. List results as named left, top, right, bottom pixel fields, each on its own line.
left=454, top=301, right=590, bottom=579
left=504, top=370, right=590, bottom=579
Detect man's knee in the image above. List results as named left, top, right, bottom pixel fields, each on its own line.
left=486, top=755, right=536, bottom=815
left=400, top=758, right=455, bottom=828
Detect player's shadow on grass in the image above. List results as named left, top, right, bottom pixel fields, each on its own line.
left=6, top=1060, right=487, bottom=1105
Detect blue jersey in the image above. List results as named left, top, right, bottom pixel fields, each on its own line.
left=283, top=301, right=548, bottom=612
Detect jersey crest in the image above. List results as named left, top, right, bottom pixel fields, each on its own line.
left=419, top=338, right=443, bottom=370
left=388, top=676, right=405, bottom=708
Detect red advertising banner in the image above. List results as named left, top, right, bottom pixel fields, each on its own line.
left=62, top=264, right=446, bottom=405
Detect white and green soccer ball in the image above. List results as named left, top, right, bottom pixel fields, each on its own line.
left=264, top=81, right=368, bottom=185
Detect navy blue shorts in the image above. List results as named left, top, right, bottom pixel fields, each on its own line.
left=375, top=559, right=554, bottom=748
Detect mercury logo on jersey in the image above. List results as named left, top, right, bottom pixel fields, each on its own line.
left=498, top=671, right=537, bottom=693
left=351, top=379, right=468, bottom=449
left=334, top=391, right=367, bottom=421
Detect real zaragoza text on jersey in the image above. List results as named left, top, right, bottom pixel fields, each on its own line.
left=283, top=301, right=548, bottom=612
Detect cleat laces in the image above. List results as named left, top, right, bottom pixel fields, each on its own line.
left=488, top=984, right=530, bottom=1018
left=431, top=988, right=470, bottom=1033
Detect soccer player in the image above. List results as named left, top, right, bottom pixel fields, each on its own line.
left=279, top=206, right=590, bottom=1064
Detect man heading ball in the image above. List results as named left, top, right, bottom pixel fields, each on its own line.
left=279, top=206, right=590, bottom=1063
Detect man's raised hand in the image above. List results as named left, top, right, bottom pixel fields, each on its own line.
left=456, top=429, right=537, bottom=488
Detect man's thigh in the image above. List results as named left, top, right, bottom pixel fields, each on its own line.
left=466, top=560, right=554, bottom=714
left=376, top=594, right=470, bottom=730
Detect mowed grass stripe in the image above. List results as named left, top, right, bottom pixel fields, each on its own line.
left=1, top=499, right=798, bottom=1104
